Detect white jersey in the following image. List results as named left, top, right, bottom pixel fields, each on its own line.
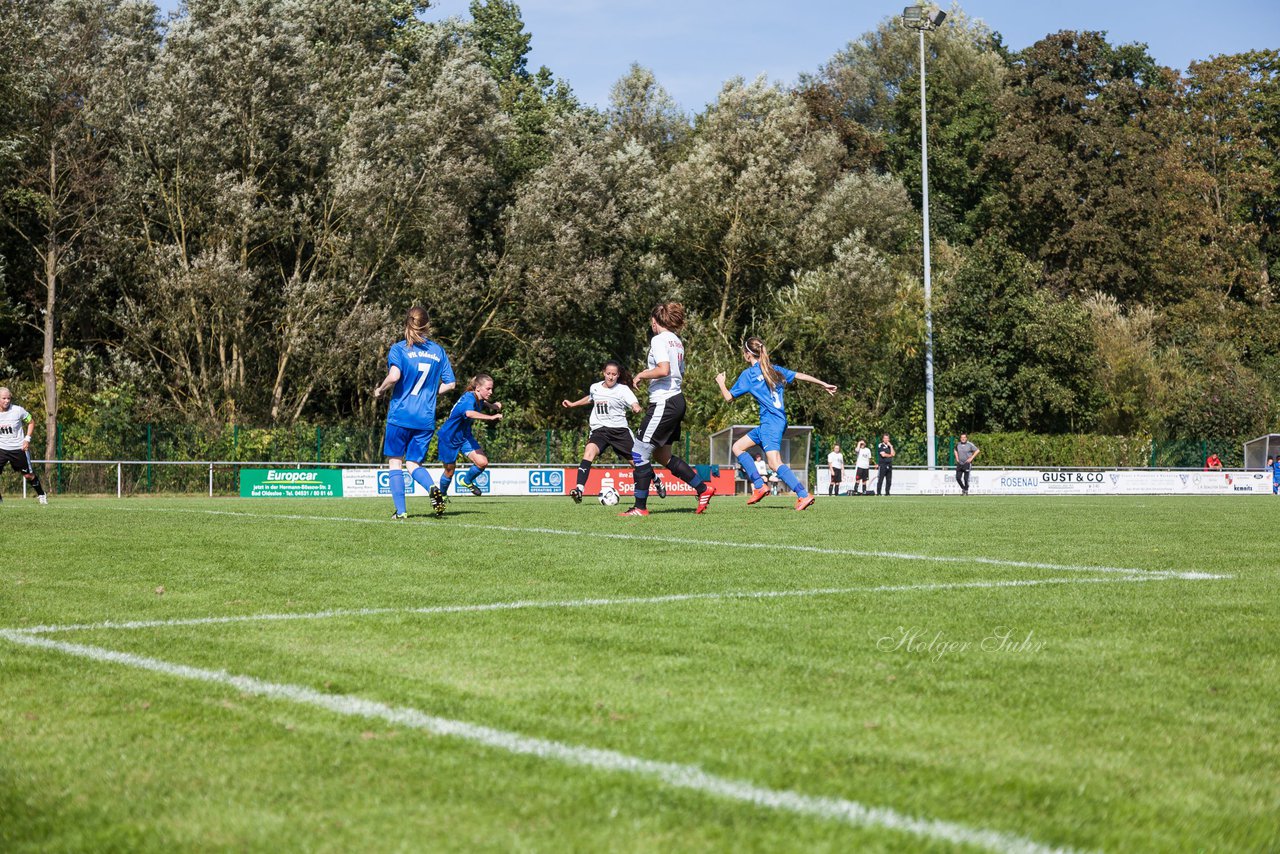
left=856, top=447, right=873, bottom=469
left=646, top=331, right=685, bottom=402
left=0, top=405, right=31, bottom=451
left=827, top=452, right=844, bottom=470
left=588, top=381, right=638, bottom=431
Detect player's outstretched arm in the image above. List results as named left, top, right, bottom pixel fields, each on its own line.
left=562, top=395, right=591, bottom=408
left=467, top=410, right=502, bottom=422
left=794, top=372, right=837, bottom=395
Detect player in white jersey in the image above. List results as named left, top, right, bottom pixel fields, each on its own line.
left=0, top=387, right=48, bottom=504
left=562, top=361, right=665, bottom=503
left=619, top=302, right=715, bottom=517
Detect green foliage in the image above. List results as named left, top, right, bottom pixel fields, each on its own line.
left=981, top=31, right=1171, bottom=300
left=1, top=1, right=1278, bottom=450
left=936, top=237, right=1100, bottom=433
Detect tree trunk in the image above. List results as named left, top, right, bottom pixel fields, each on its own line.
left=42, top=145, right=59, bottom=484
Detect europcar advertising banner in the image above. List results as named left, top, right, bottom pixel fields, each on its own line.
left=240, top=468, right=343, bottom=498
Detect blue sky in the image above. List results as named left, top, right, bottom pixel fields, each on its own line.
left=423, top=0, right=1279, bottom=110
left=161, top=1, right=1279, bottom=111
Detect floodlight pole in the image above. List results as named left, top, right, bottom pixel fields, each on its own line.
left=903, top=5, right=943, bottom=470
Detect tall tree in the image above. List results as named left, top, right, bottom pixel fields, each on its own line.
left=1152, top=50, right=1280, bottom=304
left=0, top=0, right=143, bottom=463
left=935, top=236, right=1100, bottom=432
left=115, top=0, right=500, bottom=424
left=467, top=0, right=578, bottom=183
left=606, top=64, right=689, bottom=159
left=981, top=32, right=1173, bottom=300
left=649, top=77, right=844, bottom=343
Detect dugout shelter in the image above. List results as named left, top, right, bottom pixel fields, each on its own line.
left=1243, top=434, right=1280, bottom=470
left=709, top=425, right=813, bottom=493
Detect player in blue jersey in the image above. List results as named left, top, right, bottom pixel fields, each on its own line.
left=437, top=373, right=502, bottom=497
left=1270, top=456, right=1280, bottom=495
left=716, top=336, right=837, bottom=511
left=373, top=307, right=455, bottom=518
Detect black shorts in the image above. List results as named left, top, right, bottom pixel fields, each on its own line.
left=855, top=466, right=870, bottom=480
left=0, top=448, right=34, bottom=475
left=587, top=427, right=635, bottom=460
left=830, top=468, right=843, bottom=484
left=636, top=393, right=685, bottom=449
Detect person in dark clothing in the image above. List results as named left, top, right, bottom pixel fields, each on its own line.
left=876, top=433, right=895, bottom=496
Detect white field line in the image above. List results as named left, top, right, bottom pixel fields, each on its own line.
left=0, top=629, right=1085, bottom=854
left=149, top=507, right=1219, bottom=581
left=9, top=574, right=1178, bottom=636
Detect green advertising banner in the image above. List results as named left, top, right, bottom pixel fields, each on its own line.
left=240, top=468, right=343, bottom=498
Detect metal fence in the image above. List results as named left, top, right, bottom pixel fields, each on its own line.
left=14, top=422, right=1250, bottom=497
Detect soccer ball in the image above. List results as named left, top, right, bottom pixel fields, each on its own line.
left=599, top=487, right=619, bottom=506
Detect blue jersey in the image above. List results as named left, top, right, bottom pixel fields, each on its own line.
left=385, top=339, right=454, bottom=430
left=729, top=363, right=798, bottom=427
left=440, top=391, right=482, bottom=436
left=1271, top=461, right=1280, bottom=481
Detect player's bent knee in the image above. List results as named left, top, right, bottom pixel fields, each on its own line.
left=632, top=440, right=654, bottom=467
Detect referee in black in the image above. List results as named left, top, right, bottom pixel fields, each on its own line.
left=875, top=433, right=895, bottom=496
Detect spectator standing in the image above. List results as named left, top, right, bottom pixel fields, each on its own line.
left=954, top=433, right=980, bottom=495
left=876, top=434, right=895, bottom=496
left=1205, top=453, right=1223, bottom=471
left=854, top=440, right=872, bottom=495
left=827, top=444, right=844, bottom=496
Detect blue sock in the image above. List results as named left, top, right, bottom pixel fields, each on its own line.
left=390, top=470, right=407, bottom=515
left=439, top=475, right=453, bottom=495
left=777, top=464, right=809, bottom=498
left=737, top=452, right=764, bottom=489
left=410, top=467, right=435, bottom=491
left=465, top=464, right=483, bottom=483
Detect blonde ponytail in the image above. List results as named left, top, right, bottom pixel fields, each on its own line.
left=404, top=306, right=431, bottom=346
left=744, top=336, right=782, bottom=390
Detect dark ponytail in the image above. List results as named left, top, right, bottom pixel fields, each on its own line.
left=651, top=301, right=685, bottom=332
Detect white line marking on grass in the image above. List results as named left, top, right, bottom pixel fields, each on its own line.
left=0, top=629, right=1086, bottom=854
left=149, top=508, right=1218, bottom=581
left=9, top=574, right=1183, bottom=636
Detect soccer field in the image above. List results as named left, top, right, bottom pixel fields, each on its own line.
left=2, top=495, right=1277, bottom=852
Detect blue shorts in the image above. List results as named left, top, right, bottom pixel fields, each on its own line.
left=437, top=424, right=480, bottom=463
left=383, top=423, right=433, bottom=463
left=747, top=422, right=785, bottom=454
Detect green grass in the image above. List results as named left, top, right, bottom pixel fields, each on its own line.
left=1, top=494, right=1277, bottom=852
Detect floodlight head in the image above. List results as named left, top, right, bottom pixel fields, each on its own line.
left=927, top=9, right=947, bottom=26
left=902, top=5, right=923, bottom=23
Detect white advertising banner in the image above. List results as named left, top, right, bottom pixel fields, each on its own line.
left=341, top=467, right=565, bottom=497
left=814, top=468, right=1270, bottom=496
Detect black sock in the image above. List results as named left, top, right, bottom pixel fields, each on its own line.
left=576, top=459, right=591, bottom=490
left=28, top=475, right=45, bottom=496
left=665, top=455, right=706, bottom=494
left=633, top=463, right=654, bottom=509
